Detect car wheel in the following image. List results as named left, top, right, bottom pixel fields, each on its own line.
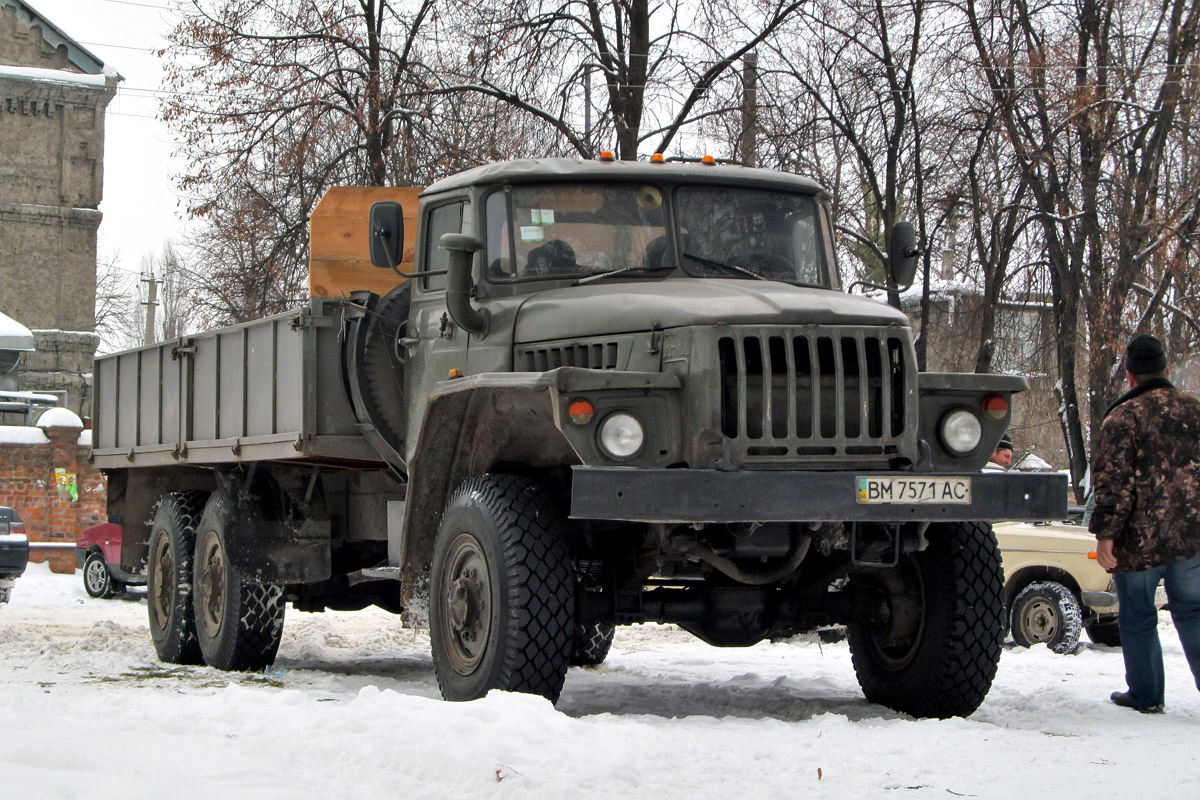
left=1010, top=581, right=1082, bottom=654
left=847, top=521, right=1005, bottom=718
left=83, top=552, right=114, bottom=598
left=192, top=488, right=286, bottom=671
left=430, top=474, right=574, bottom=702
left=1086, top=618, right=1122, bottom=647
left=147, top=491, right=208, bottom=665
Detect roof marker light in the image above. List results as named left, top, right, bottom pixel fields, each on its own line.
left=598, top=151, right=615, bottom=161
left=701, top=154, right=716, bottom=165
left=650, top=153, right=665, bottom=163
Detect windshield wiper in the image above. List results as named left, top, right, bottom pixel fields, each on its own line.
left=573, top=264, right=669, bottom=285
left=681, top=252, right=766, bottom=281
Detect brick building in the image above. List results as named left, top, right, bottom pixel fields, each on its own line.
left=0, top=408, right=105, bottom=571
left=0, top=0, right=118, bottom=418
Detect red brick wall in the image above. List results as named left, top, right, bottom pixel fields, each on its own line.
left=0, top=425, right=106, bottom=572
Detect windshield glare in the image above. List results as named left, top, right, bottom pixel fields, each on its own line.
left=675, top=186, right=831, bottom=287
left=485, top=182, right=831, bottom=287
left=486, top=185, right=667, bottom=282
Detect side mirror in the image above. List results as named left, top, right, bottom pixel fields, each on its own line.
left=888, top=221, right=919, bottom=289
left=369, top=202, right=405, bottom=269
left=440, top=233, right=488, bottom=336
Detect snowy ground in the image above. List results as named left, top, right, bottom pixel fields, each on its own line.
left=2, top=563, right=1197, bottom=799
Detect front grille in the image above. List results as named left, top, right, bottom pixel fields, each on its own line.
left=717, top=327, right=909, bottom=465
left=516, top=341, right=620, bottom=371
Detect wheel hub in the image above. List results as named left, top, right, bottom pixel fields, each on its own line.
left=440, top=535, right=492, bottom=675
left=150, top=533, right=172, bottom=631
left=1019, top=598, right=1058, bottom=642
left=196, top=532, right=226, bottom=637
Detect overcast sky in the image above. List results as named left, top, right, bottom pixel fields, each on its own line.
left=31, top=0, right=186, bottom=274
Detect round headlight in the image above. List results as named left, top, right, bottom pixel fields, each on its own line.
left=940, top=409, right=982, bottom=455
left=598, top=413, right=644, bottom=459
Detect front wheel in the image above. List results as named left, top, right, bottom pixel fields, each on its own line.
left=848, top=521, right=1005, bottom=718
left=1010, top=581, right=1082, bottom=654
left=430, top=474, right=574, bottom=702
left=192, top=488, right=286, bottom=671
left=83, top=552, right=114, bottom=598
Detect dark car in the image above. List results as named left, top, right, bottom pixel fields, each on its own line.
left=75, top=520, right=144, bottom=598
left=0, top=507, right=30, bottom=604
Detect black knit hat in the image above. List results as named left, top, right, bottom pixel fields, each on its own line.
left=996, top=436, right=1013, bottom=452
left=1125, top=333, right=1167, bottom=375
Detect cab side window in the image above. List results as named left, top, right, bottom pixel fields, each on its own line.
left=424, top=202, right=465, bottom=291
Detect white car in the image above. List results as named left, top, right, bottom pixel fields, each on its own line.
left=994, top=513, right=1148, bottom=654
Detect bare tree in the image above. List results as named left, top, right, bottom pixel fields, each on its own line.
left=962, top=0, right=1200, bottom=497
left=94, top=252, right=141, bottom=354
left=442, top=0, right=805, bottom=160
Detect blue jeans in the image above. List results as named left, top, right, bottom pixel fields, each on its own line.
left=1114, top=555, right=1200, bottom=707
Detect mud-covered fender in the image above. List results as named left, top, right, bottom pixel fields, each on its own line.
left=396, top=367, right=681, bottom=582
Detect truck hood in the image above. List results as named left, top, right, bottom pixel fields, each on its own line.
left=511, top=280, right=909, bottom=343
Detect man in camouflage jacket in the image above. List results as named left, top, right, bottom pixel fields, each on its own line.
left=1089, top=333, right=1200, bottom=713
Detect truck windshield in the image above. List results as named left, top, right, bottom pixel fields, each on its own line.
left=486, top=184, right=669, bottom=282
left=675, top=185, right=832, bottom=287
left=484, top=182, right=832, bottom=287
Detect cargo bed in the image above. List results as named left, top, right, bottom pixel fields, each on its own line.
left=92, top=300, right=381, bottom=469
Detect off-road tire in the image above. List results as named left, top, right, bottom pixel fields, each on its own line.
left=1086, top=618, right=1122, bottom=647
left=848, top=521, right=1005, bottom=718
left=430, top=474, right=574, bottom=702
left=83, top=551, right=114, bottom=598
left=192, top=488, right=286, bottom=671
left=570, top=622, right=616, bottom=667
left=1010, top=581, right=1082, bottom=654
left=147, top=491, right=208, bottom=665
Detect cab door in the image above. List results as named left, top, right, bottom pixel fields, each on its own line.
left=404, top=198, right=472, bottom=461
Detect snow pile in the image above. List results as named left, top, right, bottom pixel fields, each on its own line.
left=1, top=563, right=1197, bottom=799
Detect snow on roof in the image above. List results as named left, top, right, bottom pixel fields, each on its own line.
left=0, top=310, right=34, bottom=351
left=36, top=407, right=83, bottom=429
left=0, top=63, right=114, bottom=89
left=1015, top=452, right=1055, bottom=471
left=77, top=428, right=91, bottom=447
left=0, top=425, right=49, bottom=444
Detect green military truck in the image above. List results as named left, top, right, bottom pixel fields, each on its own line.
left=92, top=158, right=1065, bottom=718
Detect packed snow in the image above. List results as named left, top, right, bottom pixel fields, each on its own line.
left=2, top=562, right=1197, bottom=799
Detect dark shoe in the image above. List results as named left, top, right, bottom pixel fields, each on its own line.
left=1110, top=691, right=1164, bottom=714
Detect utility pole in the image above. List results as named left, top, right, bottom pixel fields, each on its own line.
left=583, top=65, right=593, bottom=157
left=141, top=272, right=161, bottom=345
left=740, top=52, right=759, bottom=168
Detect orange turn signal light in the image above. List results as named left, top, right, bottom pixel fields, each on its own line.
left=982, top=394, right=1008, bottom=420
left=448, top=368, right=463, bottom=378
left=1087, top=552, right=1098, bottom=559
left=567, top=399, right=595, bottom=425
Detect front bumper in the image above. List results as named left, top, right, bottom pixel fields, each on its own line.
left=570, top=468, right=1068, bottom=523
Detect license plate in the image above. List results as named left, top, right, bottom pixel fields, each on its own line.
left=856, top=476, right=972, bottom=504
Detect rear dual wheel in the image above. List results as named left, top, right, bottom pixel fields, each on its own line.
left=146, top=487, right=285, bottom=671
left=192, top=489, right=286, bottom=671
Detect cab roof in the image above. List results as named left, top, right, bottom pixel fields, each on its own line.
left=422, top=157, right=828, bottom=197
